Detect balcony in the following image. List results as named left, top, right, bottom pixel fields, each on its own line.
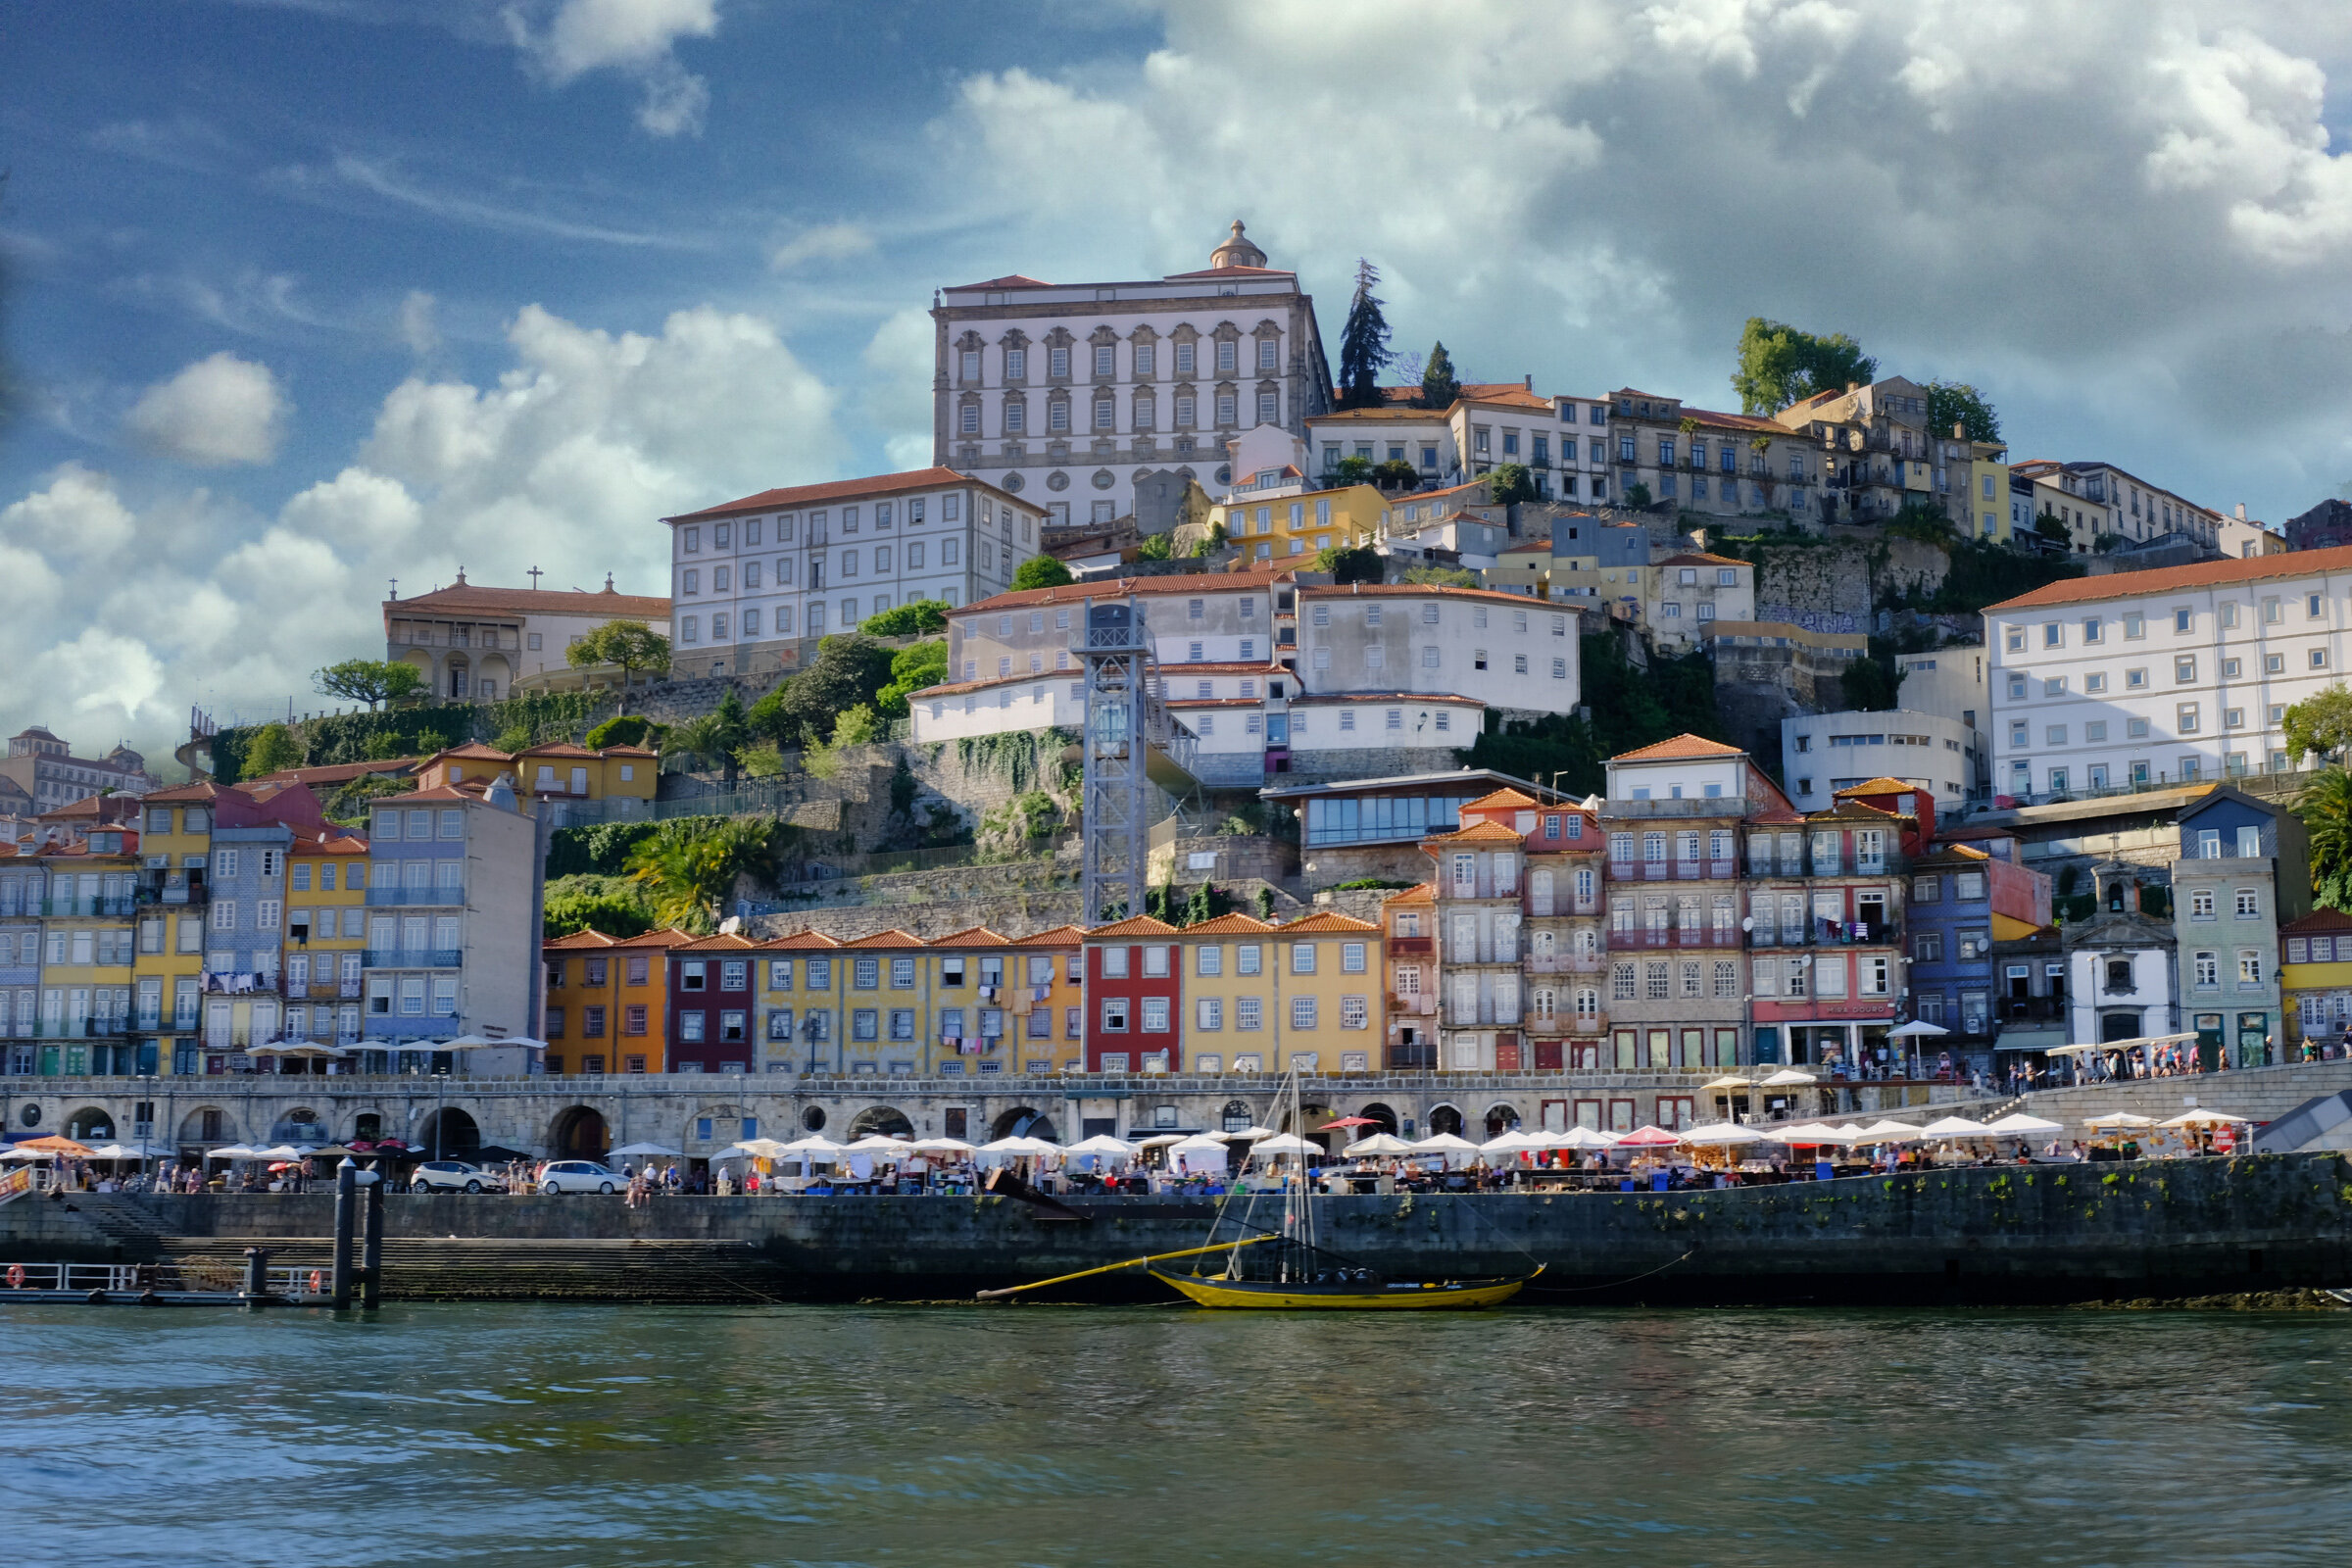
left=1746, top=923, right=1893, bottom=949
left=364, top=949, right=463, bottom=968
left=33, top=1018, right=131, bottom=1038
left=366, top=885, right=463, bottom=906
left=40, top=898, right=136, bottom=917
left=1619, top=929, right=1735, bottom=949
left=279, top=978, right=364, bottom=1000
left=1390, top=992, right=1437, bottom=1016
left=1387, top=936, right=1433, bottom=956
left=135, top=874, right=208, bottom=906
left=1608, top=860, right=1740, bottom=882
left=1602, top=799, right=1748, bottom=820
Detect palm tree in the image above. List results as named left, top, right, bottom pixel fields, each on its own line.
left=623, top=815, right=792, bottom=933
left=662, top=714, right=728, bottom=778
left=2296, top=766, right=2352, bottom=911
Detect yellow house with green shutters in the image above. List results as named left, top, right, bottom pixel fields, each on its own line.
left=2281, top=910, right=2352, bottom=1052
left=1210, top=480, right=1385, bottom=564
left=37, top=831, right=140, bottom=1077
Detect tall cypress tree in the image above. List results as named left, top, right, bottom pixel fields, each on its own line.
left=1419, top=340, right=1460, bottom=409
left=1335, top=258, right=1393, bottom=410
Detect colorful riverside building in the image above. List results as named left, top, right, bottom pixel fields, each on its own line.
left=1901, top=828, right=2051, bottom=1071
left=282, top=828, right=370, bottom=1056
left=35, top=824, right=140, bottom=1077
left=1082, top=915, right=1184, bottom=1072
left=412, top=741, right=659, bottom=811
left=667, top=933, right=759, bottom=1074
left=756, top=930, right=842, bottom=1074
left=922, top=925, right=1087, bottom=1079
left=1382, top=886, right=1438, bottom=1068
left=362, top=783, right=540, bottom=1048
left=2172, top=786, right=2305, bottom=1070
left=2281, top=909, right=2352, bottom=1051
left=1267, top=912, right=1385, bottom=1073
left=541, top=928, right=694, bottom=1074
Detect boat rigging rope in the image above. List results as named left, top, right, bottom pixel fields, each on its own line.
left=1518, top=1249, right=1696, bottom=1296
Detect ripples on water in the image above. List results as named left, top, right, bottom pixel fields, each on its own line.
left=3, top=1302, right=2348, bottom=1566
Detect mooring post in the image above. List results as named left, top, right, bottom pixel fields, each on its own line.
left=359, top=1168, right=384, bottom=1310
left=241, top=1245, right=270, bottom=1304
left=330, top=1159, right=356, bottom=1310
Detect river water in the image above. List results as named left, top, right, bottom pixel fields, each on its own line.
left=5, top=1301, right=2349, bottom=1565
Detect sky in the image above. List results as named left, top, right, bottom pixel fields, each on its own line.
left=7, top=0, right=2352, bottom=769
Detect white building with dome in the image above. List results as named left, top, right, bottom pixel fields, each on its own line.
left=0, top=727, right=156, bottom=811
left=929, top=220, right=1335, bottom=523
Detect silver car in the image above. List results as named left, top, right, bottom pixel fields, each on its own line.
left=538, top=1160, right=620, bottom=1196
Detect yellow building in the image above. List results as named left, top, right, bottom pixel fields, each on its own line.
left=838, top=929, right=930, bottom=1075
left=38, top=830, right=140, bottom=1077
left=1270, top=912, right=1386, bottom=1073
left=1964, top=445, right=2012, bottom=544
left=132, top=783, right=220, bottom=1076
left=1171, top=912, right=1279, bottom=1075
left=755, top=930, right=844, bottom=1074
left=1210, top=481, right=1385, bottom=564
left=2281, top=911, right=2352, bottom=1051
left=1011, top=926, right=1087, bottom=1072
left=411, top=741, right=659, bottom=808
left=1547, top=521, right=1652, bottom=617
left=285, top=829, right=370, bottom=1054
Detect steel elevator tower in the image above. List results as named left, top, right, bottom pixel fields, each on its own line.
left=1080, top=597, right=1153, bottom=924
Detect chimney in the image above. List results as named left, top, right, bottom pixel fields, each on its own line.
left=1524, top=373, right=1533, bottom=391
left=2234, top=503, right=2247, bottom=521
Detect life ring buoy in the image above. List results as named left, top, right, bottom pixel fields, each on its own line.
left=5, top=1264, right=24, bottom=1288
left=309, top=1269, right=324, bottom=1295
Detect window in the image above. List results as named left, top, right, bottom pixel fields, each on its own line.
left=2195, top=952, right=2219, bottom=988
left=2174, top=608, right=2193, bottom=633
left=1141, top=997, right=1170, bottom=1032
left=2176, top=655, right=2197, bottom=683
left=2235, top=888, right=2261, bottom=917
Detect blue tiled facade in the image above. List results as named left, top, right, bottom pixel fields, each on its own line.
left=0, top=861, right=43, bottom=1075
left=1901, top=854, right=2000, bottom=1071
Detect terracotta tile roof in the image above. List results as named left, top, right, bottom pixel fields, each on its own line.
left=1175, top=913, right=1276, bottom=936
left=388, top=583, right=669, bottom=619
left=255, top=760, right=419, bottom=787
left=1984, top=543, right=2352, bottom=611
left=1426, top=819, right=1529, bottom=844
left=1610, top=733, right=1745, bottom=762
left=1275, top=911, right=1381, bottom=933
left=1085, top=914, right=1182, bottom=939
left=2281, top=908, right=2352, bottom=936
left=399, top=785, right=490, bottom=804
left=911, top=670, right=1066, bottom=700
left=1806, top=800, right=1904, bottom=823
left=1298, top=582, right=1574, bottom=612
left=1305, top=406, right=1453, bottom=423
left=1462, top=788, right=1541, bottom=811
left=664, top=466, right=1031, bottom=523
left=1835, top=778, right=1927, bottom=797
left=1449, top=385, right=1552, bottom=412
left=1658, top=552, right=1747, bottom=568
left=304, top=833, right=371, bottom=856
left=1160, top=264, right=1298, bottom=279
left=140, top=781, right=227, bottom=804
left=428, top=743, right=515, bottom=761
left=673, top=933, right=759, bottom=953
left=841, top=928, right=925, bottom=948
left=929, top=925, right=1013, bottom=948
left=1912, top=843, right=1992, bottom=864
left=543, top=930, right=620, bottom=951
left=515, top=742, right=599, bottom=760
left=1011, top=925, right=1087, bottom=947
left=1288, top=692, right=1484, bottom=708
left=1382, top=883, right=1436, bottom=905
left=759, top=930, right=844, bottom=951
left=949, top=273, right=1052, bottom=290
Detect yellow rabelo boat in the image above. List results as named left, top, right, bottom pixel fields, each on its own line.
left=980, top=1073, right=1541, bottom=1310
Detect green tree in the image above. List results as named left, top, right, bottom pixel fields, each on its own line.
left=2034, top=510, right=2073, bottom=547
left=1372, top=458, right=1419, bottom=490
left=1731, top=318, right=1878, bottom=416
left=873, top=639, right=950, bottom=720
left=1839, top=642, right=1906, bottom=711
left=860, top=599, right=951, bottom=636
left=313, top=660, right=425, bottom=710
left=492, top=723, right=535, bottom=755
left=322, top=771, right=413, bottom=829
left=2296, top=768, right=2352, bottom=911
left=1312, top=544, right=1384, bottom=583
left=1401, top=564, right=1480, bottom=588
left=749, top=635, right=897, bottom=747
left=1136, top=532, right=1174, bottom=561
left=710, top=689, right=749, bottom=788
left=242, top=722, right=304, bottom=777
left=566, top=619, right=671, bottom=711
left=1487, top=462, right=1537, bottom=506
left=1625, top=481, right=1653, bottom=510
left=1924, top=379, right=2001, bottom=442
left=1334, top=258, right=1394, bottom=410
left=1330, top=455, right=1375, bottom=487
left=831, top=705, right=878, bottom=746
left=623, top=815, right=793, bottom=934
left=584, top=714, right=652, bottom=750
left=541, top=874, right=656, bottom=940
left=1419, top=340, right=1460, bottom=409
left=1011, top=556, right=1074, bottom=591
left=2284, top=684, right=2352, bottom=763
left=661, top=714, right=730, bottom=775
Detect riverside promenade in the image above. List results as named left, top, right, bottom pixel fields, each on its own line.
left=8, top=1152, right=2348, bottom=1306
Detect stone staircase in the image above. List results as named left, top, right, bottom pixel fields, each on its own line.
left=72, top=1194, right=180, bottom=1255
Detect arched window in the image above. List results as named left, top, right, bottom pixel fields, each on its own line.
left=1532, top=988, right=1556, bottom=1021
left=1574, top=987, right=1599, bottom=1020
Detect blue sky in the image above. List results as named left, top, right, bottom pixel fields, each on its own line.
left=6, top=1, right=2352, bottom=763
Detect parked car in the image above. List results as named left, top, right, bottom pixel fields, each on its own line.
left=538, top=1160, right=621, bottom=1196
left=409, top=1160, right=506, bottom=1195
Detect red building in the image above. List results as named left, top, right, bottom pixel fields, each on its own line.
left=667, top=933, right=759, bottom=1073
left=1080, top=914, right=1183, bottom=1072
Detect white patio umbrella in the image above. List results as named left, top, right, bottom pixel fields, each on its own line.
left=1982, top=1111, right=2067, bottom=1137
left=1755, top=1068, right=1818, bottom=1087
left=1215, top=1125, right=1281, bottom=1142
left=1, top=1147, right=55, bottom=1161
left=1860, top=1120, right=1929, bottom=1142
left=85, top=1143, right=170, bottom=1161
left=1250, top=1132, right=1323, bottom=1158
left=977, top=1135, right=1061, bottom=1157
left=1346, top=1132, right=1417, bottom=1156
left=1410, top=1132, right=1483, bottom=1154
left=1550, top=1126, right=1621, bottom=1151
left=1769, top=1122, right=1852, bottom=1145
left=2082, top=1112, right=2158, bottom=1130
left=205, top=1144, right=261, bottom=1160
left=2158, top=1108, right=2252, bottom=1128
left=908, top=1136, right=976, bottom=1156
left=1917, top=1115, right=1998, bottom=1140
left=843, top=1134, right=916, bottom=1154
left=1701, top=1074, right=1753, bottom=1090
left=1679, top=1121, right=1767, bottom=1146
left=609, top=1142, right=686, bottom=1159
left=1887, top=1020, right=1950, bottom=1037
left=1063, top=1133, right=1139, bottom=1157
left=252, top=1145, right=306, bottom=1161
left=1477, top=1129, right=1544, bottom=1156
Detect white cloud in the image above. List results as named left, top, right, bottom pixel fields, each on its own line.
left=860, top=308, right=936, bottom=472
left=506, top=0, right=720, bottom=136
left=0, top=302, right=844, bottom=762
left=770, top=221, right=877, bottom=270
left=123, top=352, right=289, bottom=466
left=934, top=1, right=2352, bottom=496
left=397, top=289, right=440, bottom=357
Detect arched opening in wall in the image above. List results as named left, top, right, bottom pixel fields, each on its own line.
left=550, top=1106, right=610, bottom=1160
left=351, top=1112, right=384, bottom=1144
left=1218, top=1099, right=1254, bottom=1134
left=1278, top=1102, right=1335, bottom=1151
left=179, top=1107, right=229, bottom=1147
left=270, top=1107, right=327, bottom=1145
left=848, top=1106, right=914, bottom=1140
left=418, top=1107, right=480, bottom=1160
left=1483, top=1102, right=1522, bottom=1138
left=1354, top=1102, right=1398, bottom=1136
left=991, top=1106, right=1057, bottom=1142
left=1427, top=1103, right=1464, bottom=1138
left=801, top=1105, right=827, bottom=1132
left=66, top=1105, right=115, bottom=1142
